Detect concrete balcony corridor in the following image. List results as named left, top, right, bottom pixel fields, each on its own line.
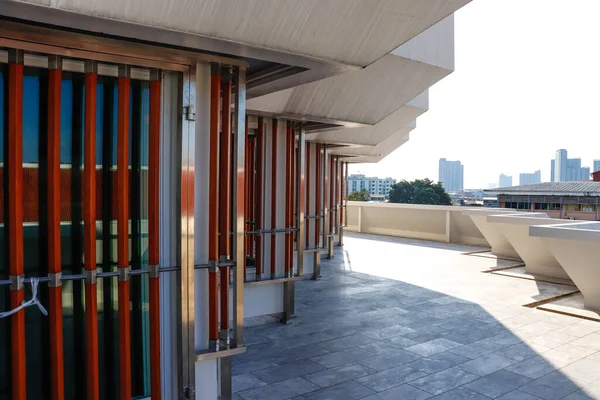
left=233, top=233, right=600, bottom=400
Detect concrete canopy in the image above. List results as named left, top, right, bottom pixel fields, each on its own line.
left=330, top=121, right=416, bottom=163
left=10, top=0, right=469, bottom=67
left=308, top=91, right=428, bottom=147
left=246, top=15, right=455, bottom=126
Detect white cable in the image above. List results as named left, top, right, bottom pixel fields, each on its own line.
left=0, top=278, right=48, bottom=319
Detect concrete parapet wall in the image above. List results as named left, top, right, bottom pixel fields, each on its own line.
left=346, top=202, right=490, bottom=247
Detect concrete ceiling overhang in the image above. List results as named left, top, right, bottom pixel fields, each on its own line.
left=246, top=15, right=454, bottom=126
left=332, top=121, right=416, bottom=164
left=0, top=1, right=468, bottom=97
left=307, top=90, right=428, bottom=147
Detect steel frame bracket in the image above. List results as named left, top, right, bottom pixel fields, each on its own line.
left=117, top=267, right=131, bottom=282
left=48, top=272, right=62, bottom=287
left=149, top=264, right=160, bottom=278
left=208, top=260, right=219, bottom=273
left=84, top=269, right=98, bottom=285
left=9, top=274, right=24, bottom=291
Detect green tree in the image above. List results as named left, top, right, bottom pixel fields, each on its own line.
left=348, top=189, right=370, bottom=202
left=388, top=179, right=452, bottom=205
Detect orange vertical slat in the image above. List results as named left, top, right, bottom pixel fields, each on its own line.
left=329, top=155, right=334, bottom=235
left=208, top=65, right=221, bottom=342
left=314, top=146, right=321, bottom=248
left=8, top=61, right=26, bottom=400
left=284, top=124, right=290, bottom=276
left=255, top=118, right=264, bottom=280
left=270, top=120, right=278, bottom=279
left=249, top=136, right=256, bottom=260
left=244, top=119, right=250, bottom=277
left=148, top=78, right=162, bottom=399
left=47, top=66, right=65, bottom=400
left=305, top=142, right=311, bottom=248
left=117, top=75, right=132, bottom=400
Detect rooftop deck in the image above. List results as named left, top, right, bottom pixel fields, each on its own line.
left=233, top=232, right=600, bottom=400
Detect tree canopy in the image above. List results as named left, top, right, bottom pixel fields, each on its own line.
left=348, top=189, right=370, bottom=202
left=388, top=179, right=452, bottom=205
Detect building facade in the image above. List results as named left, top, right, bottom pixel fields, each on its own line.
left=519, top=170, right=541, bottom=185
left=347, top=174, right=396, bottom=197
left=594, top=160, right=600, bottom=173
left=439, top=158, right=464, bottom=192
left=499, top=174, right=513, bottom=188
left=553, top=149, right=590, bottom=181
left=490, top=182, right=600, bottom=221
left=0, top=1, right=471, bottom=399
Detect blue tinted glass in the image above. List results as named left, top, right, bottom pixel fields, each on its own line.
left=96, top=83, right=104, bottom=163
left=60, top=80, right=73, bottom=164
left=23, top=76, right=40, bottom=163
left=0, top=72, right=4, bottom=163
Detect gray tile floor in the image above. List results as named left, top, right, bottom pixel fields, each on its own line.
left=233, top=233, right=600, bottom=400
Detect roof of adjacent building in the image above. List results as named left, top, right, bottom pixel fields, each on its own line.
left=486, top=182, right=600, bottom=197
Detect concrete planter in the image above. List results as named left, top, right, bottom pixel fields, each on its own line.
left=487, top=214, right=576, bottom=280
left=530, top=222, right=600, bottom=311
left=462, top=209, right=520, bottom=260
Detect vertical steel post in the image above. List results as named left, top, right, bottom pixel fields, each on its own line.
left=284, top=123, right=292, bottom=278
left=270, top=119, right=278, bottom=279
left=47, top=55, right=65, bottom=400
left=180, top=64, right=197, bottom=399
left=305, top=142, right=311, bottom=248
left=338, top=159, right=346, bottom=246
left=345, top=162, right=349, bottom=227
left=8, top=49, right=26, bottom=400
left=84, top=60, right=100, bottom=400
left=313, top=145, right=322, bottom=279
left=232, top=67, right=246, bottom=346
left=148, top=69, right=162, bottom=400
left=327, top=153, right=334, bottom=258
left=323, top=146, right=331, bottom=259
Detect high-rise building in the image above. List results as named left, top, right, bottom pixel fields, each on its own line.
left=499, top=174, right=513, bottom=188
left=347, top=174, right=396, bottom=196
left=553, top=149, right=590, bottom=181
left=438, top=158, right=464, bottom=192
left=519, top=170, right=541, bottom=185
left=594, top=160, right=600, bottom=173
left=551, top=159, right=555, bottom=182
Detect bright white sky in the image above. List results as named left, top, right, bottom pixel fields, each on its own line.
left=349, top=0, right=600, bottom=189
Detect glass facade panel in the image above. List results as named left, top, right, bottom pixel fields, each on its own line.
left=0, top=66, right=151, bottom=399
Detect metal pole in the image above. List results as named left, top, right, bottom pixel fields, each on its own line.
left=255, top=118, right=264, bottom=281
left=296, top=123, right=306, bottom=276
left=270, top=119, right=278, bottom=279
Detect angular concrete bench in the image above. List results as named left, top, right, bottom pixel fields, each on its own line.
left=462, top=209, right=521, bottom=260
left=530, top=222, right=600, bottom=311
left=487, top=214, right=576, bottom=280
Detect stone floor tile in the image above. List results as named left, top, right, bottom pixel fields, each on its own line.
left=363, top=324, right=416, bottom=340
left=572, top=332, right=600, bottom=352
left=355, top=365, right=427, bottom=392
left=496, top=343, right=550, bottom=363
left=362, top=384, right=433, bottom=400
left=458, top=353, right=516, bottom=376
left=270, top=344, right=332, bottom=365
left=384, top=335, right=420, bottom=348
left=238, top=377, right=319, bottom=400
left=233, top=359, right=279, bottom=376
left=448, top=339, right=507, bottom=360
left=360, top=342, right=406, bottom=355
left=429, top=387, right=492, bottom=400
left=504, top=355, right=559, bottom=380
left=303, top=363, right=375, bottom=388
left=541, top=343, right=597, bottom=367
left=465, top=370, right=532, bottom=398
left=555, top=321, right=600, bottom=338
left=406, top=351, right=471, bottom=374
left=409, top=366, right=480, bottom=395
left=232, top=374, right=267, bottom=393
left=558, top=358, right=600, bottom=385
left=527, top=331, right=578, bottom=349
left=293, top=381, right=374, bottom=400
left=318, top=334, right=374, bottom=352
left=311, top=347, right=376, bottom=368
left=519, top=371, right=582, bottom=400
left=251, top=359, right=326, bottom=384
left=496, top=390, right=542, bottom=400
left=406, top=338, right=463, bottom=357
left=359, top=349, right=422, bottom=371
left=563, top=381, right=600, bottom=400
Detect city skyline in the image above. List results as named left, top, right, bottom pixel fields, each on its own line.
left=348, top=1, right=600, bottom=188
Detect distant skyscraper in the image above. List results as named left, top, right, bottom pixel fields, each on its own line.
left=594, top=160, right=600, bottom=173
left=551, top=159, right=555, bottom=182
left=555, top=149, right=568, bottom=182
left=438, top=158, right=464, bottom=192
left=519, top=170, right=541, bottom=185
left=553, top=149, right=590, bottom=181
left=498, top=174, right=512, bottom=188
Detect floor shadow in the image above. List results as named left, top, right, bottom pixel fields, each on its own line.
left=233, top=234, right=600, bottom=400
